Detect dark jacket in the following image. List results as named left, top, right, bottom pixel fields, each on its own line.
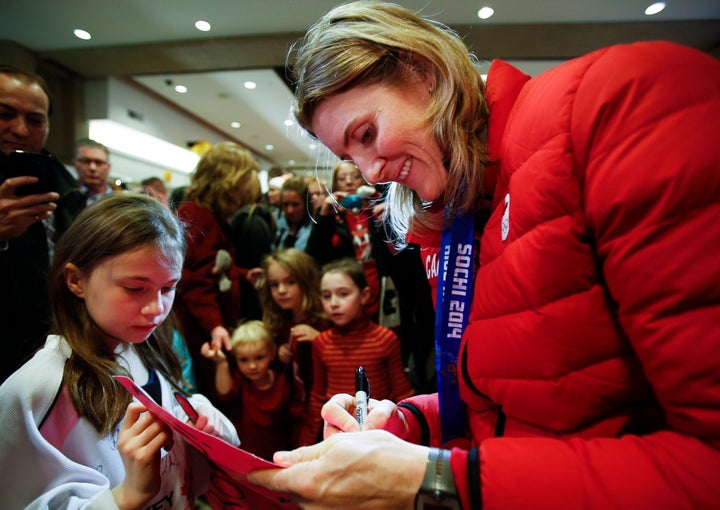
left=0, top=150, right=78, bottom=383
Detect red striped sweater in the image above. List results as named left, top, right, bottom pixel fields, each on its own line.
left=298, top=321, right=413, bottom=445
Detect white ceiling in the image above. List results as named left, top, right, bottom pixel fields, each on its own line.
left=2, top=0, right=719, bottom=169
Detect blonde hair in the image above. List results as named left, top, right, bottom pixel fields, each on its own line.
left=259, top=248, right=324, bottom=337
left=230, top=320, right=274, bottom=351
left=290, top=1, right=489, bottom=241
left=185, top=141, right=261, bottom=219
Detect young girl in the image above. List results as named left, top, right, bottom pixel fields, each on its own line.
left=0, top=193, right=239, bottom=509
left=201, top=320, right=301, bottom=461
left=259, top=248, right=329, bottom=401
left=298, top=257, right=413, bottom=445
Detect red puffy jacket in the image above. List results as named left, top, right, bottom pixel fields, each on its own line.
left=402, top=42, right=720, bottom=509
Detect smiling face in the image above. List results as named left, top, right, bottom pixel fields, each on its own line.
left=312, top=80, right=447, bottom=202
left=63, top=245, right=181, bottom=350
left=0, top=73, right=49, bottom=156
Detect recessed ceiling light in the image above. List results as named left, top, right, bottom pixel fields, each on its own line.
left=644, top=2, right=666, bottom=15
left=244, top=81, right=257, bottom=90
left=195, top=20, right=212, bottom=32
left=174, top=85, right=188, bottom=94
left=230, top=121, right=241, bottom=128
left=265, top=144, right=274, bottom=151
left=73, top=29, right=92, bottom=40
left=477, top=7, right=494, bottom=20
left=284, top=119, right=294, bottom=127
left=288, top=160, right=296, bottom=165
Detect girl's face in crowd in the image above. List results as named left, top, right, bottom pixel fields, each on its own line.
left=266, top=261, right=304, bottom=316
left=281, top=190, right=306, bottom=226
left=233, top=342, right=274, bottom=383
left=64, top=245, right=181, bottom=351
left=320, top=271, right=369, bottom=328
left=334, top=163, right=364, bottom=194
left=312, top=79, right=447, bottom=202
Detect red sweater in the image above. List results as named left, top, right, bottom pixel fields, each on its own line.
left=299, top=321, right=413, bottom=445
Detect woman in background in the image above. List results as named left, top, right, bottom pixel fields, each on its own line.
left=175, top=141, right=263, bottom=401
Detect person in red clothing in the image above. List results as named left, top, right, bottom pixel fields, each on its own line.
left=298, top=258, right=413, bottom=446
left=175, top=142, right=263, bottom=401
left=258, top=248, right=330, bottom=406
left=248, top=2, right=720, bottom=509
left=201, top=320, right=301, bottom=461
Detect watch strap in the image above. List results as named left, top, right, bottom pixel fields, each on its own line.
left=415, top=447, right=461, bottom=509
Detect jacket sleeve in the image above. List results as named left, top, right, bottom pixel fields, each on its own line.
left=179, top=204, right=244, bottom=333
left=472, top=42, right=720, bottom=510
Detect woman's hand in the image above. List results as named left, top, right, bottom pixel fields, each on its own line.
left=321, top=394, right=411, bottom=440
left=247, top=430, right=427, bottom=510
left=112, top=403, right=172, bottom=509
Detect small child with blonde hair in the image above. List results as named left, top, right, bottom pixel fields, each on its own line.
left=201, top=320, right=299, bottom=461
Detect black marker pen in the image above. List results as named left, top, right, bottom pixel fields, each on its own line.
left=355, top=366, right=369, bottom=428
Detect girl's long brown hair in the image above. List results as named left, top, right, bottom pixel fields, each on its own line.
left=49, top=193, right=187, bottom=435
left=259, top=248, right=324, bottom=338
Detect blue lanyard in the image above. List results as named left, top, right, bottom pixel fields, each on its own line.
left=434, top=211, right=474, bottom=443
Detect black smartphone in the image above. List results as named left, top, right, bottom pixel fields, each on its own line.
left=3, top=150, right=53, bottom=197
left=174, top=392, right=199, bottom=423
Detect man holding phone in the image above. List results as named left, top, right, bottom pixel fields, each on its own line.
left=0, top=65, right=78, bottom=383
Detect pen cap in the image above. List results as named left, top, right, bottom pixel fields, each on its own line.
left=355, top=366, right=369, bottom=395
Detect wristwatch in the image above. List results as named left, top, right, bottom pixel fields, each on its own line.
left=415, top=447, right=462, bottom=509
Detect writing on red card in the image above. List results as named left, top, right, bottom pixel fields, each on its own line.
left=114, top=375, right=298, bottom=509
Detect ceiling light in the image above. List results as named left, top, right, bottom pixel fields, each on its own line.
left=477, top=7, right=494, bottom=20
left=309, top=143, right=318, bottom=150
left=230, top=121, right=241, bottom=128
left=195, top=20, right=212, bottom=32
left=174, top=85, right=188, bottom=94
left=644, top=2, right=665, bottom=15
left=265, top=144, right=274, bottom=151
left=243, top=81, right=257, bottom=90
left=88, top=119, right=199, bottom=174
left=73, top=29, right=92, bottom=40
left=288, top=160, right=296, bottom=165
left=284, top=119, right=294, bottom=127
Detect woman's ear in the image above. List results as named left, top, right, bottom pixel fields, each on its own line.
left=404, top=53, right=436, bottom=95
left=63, top=263, right=85, bottom=298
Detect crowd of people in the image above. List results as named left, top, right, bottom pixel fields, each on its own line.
left=0, top=60, right=428, bottom=507
left=1, top=0, right=719, bottom=506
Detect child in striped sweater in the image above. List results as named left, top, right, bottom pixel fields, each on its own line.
left=299, top=258, right=413, bottom=445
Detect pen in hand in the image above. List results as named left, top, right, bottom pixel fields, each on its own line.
left=355, top=366, right=369, bottom=429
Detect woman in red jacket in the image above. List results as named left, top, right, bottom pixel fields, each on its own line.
left=175, top=141, right=263, bottom=401
left=247, top=2, right=720, bottom=509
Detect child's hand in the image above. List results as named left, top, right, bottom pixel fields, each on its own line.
left=291, top=324, right=320, bottom=343
left=200, top=341, right=227, bottom=363
left=113, top=402, right=172, bottom=509
left=278, top=342, right=293, bottom=364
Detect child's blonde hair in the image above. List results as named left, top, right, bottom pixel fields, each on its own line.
left=231, top=320, right=274, bottom=352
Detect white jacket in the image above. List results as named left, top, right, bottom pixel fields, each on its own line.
left=0, top=335, right=239, bottom=509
